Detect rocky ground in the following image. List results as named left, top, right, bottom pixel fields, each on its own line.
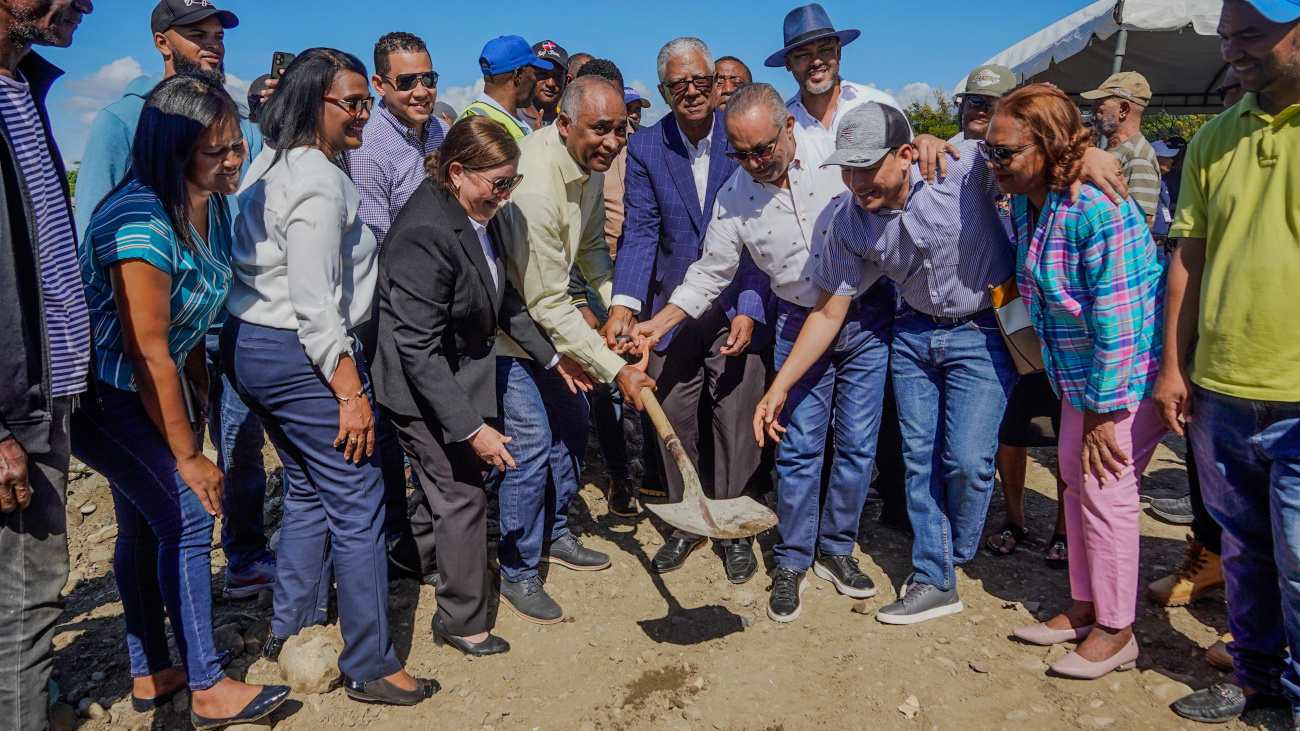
left=50, top=423, right=1294, bottom=731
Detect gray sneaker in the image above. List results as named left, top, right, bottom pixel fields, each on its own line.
left=1150, top=495, right=1195, bottom=525
left=875, top=581, right=963, bottom=625
left=543, top=532, right=611, bottom=571
left=499, top=575, right=564, bottom=624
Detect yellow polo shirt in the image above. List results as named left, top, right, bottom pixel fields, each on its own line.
left=1170, top=93, right=1300, bottom=402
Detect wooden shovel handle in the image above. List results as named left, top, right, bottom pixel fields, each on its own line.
left=639, top=387, right=711, bottom=511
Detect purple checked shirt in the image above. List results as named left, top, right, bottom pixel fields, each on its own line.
left=348, top=100, right=448, bottom=247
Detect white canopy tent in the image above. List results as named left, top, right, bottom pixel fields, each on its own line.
left=955, top=0, right=1228, bottom=114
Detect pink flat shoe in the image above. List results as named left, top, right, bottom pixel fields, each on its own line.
left=1013, top=621, right=1094, bottom=646
left=1050, top=635, right=1139, bottom=679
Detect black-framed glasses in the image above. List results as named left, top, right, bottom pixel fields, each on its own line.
left=1215, top=82, right=1242, bottom=103
left=725, top=127, right=783, bottom=164
left=323, top=95, right=375, bottom=116
left=663, top=75, right=715, bottom=96
left=978, top=141, right=1034, bottom=166
left=383, top=71, right=439, bottom=92
left=469, top=169, right=524, bottom=197
left=963, top=95, right=993, bottom=111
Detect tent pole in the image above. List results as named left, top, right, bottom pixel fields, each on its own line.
left=1112, top=0, right=1128, bottom=73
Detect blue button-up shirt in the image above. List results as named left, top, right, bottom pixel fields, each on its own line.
left=348, top=100, right=447, bottom=247
left=814, top=140, right=1014, bottom=318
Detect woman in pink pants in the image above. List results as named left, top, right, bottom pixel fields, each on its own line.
left=983, top=84, right=1168, bottom=679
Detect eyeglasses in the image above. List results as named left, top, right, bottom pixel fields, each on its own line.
left=663, top=75, right=715, bottom=96
left=469, top=169, right=524, bottom=196
left=383, top=71, right=439, bottom=92
left=725, top=128, right=783, bottom=164
left=962, top=95, right=993, bottom=111
left=323, top=95, right=375, bottom=116
left=1215, top=82, right=1242, bottom=103
left=978, top=141, right=1034, bottom=166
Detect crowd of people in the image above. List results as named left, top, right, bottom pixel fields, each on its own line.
left=0, top=0, right=1296, bottom=728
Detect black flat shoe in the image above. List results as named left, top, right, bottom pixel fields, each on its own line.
left=131, top=652, right=235, bottom=712
left=431, top=614, right=510, bottom=657
left=342, top=675, right=436, bottom=706
left=190, top=684, right=291, bottom=731
left=723, top=544, right=758, bottom=584
left=652, top=536, right=707, bottom=573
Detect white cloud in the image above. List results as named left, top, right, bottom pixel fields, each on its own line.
left=894, top=82, right=939, bottom=108
left=225, top=73, right=253, bottom=114
left=62, top=56, right=144, bottom=126
left=436, top=79, right=484, bottom=117
left=628, top=79, right=668, bottom=126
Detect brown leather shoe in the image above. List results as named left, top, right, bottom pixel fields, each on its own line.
left=1206, top=632, right=1234, bottom=671
left=1147, top=535, right=1224, bottom=606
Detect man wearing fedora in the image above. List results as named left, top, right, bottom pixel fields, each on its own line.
left=1083, top=71, right=1161, bottom=227
left=767, top=3, right=908, bottom=167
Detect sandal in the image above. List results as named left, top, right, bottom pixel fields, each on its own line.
left=1046, top=533, right=1068, bottom=567
left=986, top=522, right=1030, bottom=555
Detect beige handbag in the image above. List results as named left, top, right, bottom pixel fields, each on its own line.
left=989, top=276, right=1045, bottom=376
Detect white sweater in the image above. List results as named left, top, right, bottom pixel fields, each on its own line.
left=227, top=146, right=378, bottom=381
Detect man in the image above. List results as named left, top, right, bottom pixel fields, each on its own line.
left=458, top=34, right=551, bottom=141
left=951, top=64, right=1014, bottom=142
left=767, top=3, right=907, bottom=166
left=76, top=0, right=275, bottom=600
left=492, top=77, right=655, bottom=623
left=1083, top=71, right=1161, bottom=225
left=0, top=2, right=93, bottom=727
left=566, top=51, right=594, bottom=84
left=517, top=39, right=567, bottom=130
left=623, top=86, right=650, bottom=129
left=603, top=38, right=771, bottom=582
left=714, top=55, right=752, bottom=110
left=351, top=31, right=447, bottom=247
left=1161, top=0, right=1300, bottom=725
left=631, top=84, right=883, bottom=622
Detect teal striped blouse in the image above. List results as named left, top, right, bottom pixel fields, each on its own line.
left=81, top=180, right=232, bottom=391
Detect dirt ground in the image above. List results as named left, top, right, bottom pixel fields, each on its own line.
left=51, top=422, right=1295, bottom=731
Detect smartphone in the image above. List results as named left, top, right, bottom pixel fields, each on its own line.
left=271, top=52, right=295, bottom=80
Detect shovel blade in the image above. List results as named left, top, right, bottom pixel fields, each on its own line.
left=645, top=496, right=778, bottom=541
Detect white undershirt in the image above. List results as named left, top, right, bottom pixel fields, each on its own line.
left=469, top=218, right=499, bottom=288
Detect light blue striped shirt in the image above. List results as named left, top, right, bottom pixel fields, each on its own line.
left=813, top=140, right=1014, bottom=318
left=81, top=181, right=232, bottom=391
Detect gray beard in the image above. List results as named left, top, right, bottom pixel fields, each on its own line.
left=802, top=73, right=836, bottom=96
left=174, top=54, right=227, bottom=86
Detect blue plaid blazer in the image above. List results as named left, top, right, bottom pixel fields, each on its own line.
left=612, top=111, right=772, bottom=351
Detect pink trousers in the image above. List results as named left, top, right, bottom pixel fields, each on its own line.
left=1058, top=399, right=1167, bottom=628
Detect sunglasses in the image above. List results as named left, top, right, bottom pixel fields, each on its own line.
left=1215, top=82, right=1241, bottom=103
left=663, top=75, right=715, bottom=96
left=978, top=141, right=1034, bottom=166
left=963, top=95, right=993, bottom=111
left=469, top=169, right=524, bottom=196
left=383, top=71, right=439, bottom=92
left=323, top=95, right=375, bottom=116
left=725, top=128, right=783, bottom=164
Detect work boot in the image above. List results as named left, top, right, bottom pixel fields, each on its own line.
left=1206, top=632, right=1234, bottom=671
left=1146, top=535, right=1224, bottom=606
left=606, top=478, right=637, bottom=518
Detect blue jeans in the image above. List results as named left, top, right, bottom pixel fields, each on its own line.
left=891, top=309, right=1017, bottom=590
left=491, top=357, right=589, bottom=582
left=1191, top=386, right=1300, bottom=712
left=204, top=331, right=269, bottom=572
left=772, top=282, right=894, bottom=572
left=222, top=319, right=401, bottom=684
left=71, top=385, right=224, bottom=691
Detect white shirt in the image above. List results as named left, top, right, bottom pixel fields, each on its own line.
left=786, top=79, right=909, bottom=167
left=670, top=128, right=859, bottom=316
left=227, top=146, right=379, bottom=381
left=468, top=218, right=500, bottom=288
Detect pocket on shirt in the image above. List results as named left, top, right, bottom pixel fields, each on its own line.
left=237, top=337, right=282, bottom=351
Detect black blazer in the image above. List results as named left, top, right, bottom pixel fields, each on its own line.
left=372, top=182, right=557, bottom=442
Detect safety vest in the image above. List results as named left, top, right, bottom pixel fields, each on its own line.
left=458, top=101, right=529, bottom=141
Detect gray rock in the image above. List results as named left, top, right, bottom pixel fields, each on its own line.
left=212, top=624, right=245, bottom=656
left=80, top=501, right=97, bottom=515
left=85, top=702, right=106, bottom=720
left=88, top=525, right=117, bottom=544
left=278, top=624, right=344, bottom=694
left=244, top=618, right=272, bottom=650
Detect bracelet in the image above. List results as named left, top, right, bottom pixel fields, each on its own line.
left=334, top=389, right=366, bottom=404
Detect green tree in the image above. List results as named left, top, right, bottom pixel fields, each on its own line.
left=66, top=167, right=77, bottom=198
left=1141, top=110, right=1216, bottom=143
left=904, top=88, right=960, bottom=141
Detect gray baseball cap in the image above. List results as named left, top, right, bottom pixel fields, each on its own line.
left=822, top=102, right=913, bottom=169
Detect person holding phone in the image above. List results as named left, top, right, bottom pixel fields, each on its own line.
left=72, top=74, right=291, bottom=729
left=222, top=48, right=433, bottom=706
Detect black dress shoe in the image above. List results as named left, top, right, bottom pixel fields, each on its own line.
left=190, top=684, right=291, bottom=730
left=342, top=675, right=436, bottom=706
left=652, top=536, right=706, bottom=573
left=723, top=544, right=757, bottom=584
left=431, top=613, right=510, bottom=656
left=263, top=635, right=287, bottom=662
left=421, top=572, right=441, bottom=590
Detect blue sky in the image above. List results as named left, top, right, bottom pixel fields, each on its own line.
left=41, top=0, right=1089, bottom=164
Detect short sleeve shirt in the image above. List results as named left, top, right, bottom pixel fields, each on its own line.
left=1107, top=133, right=1161, bottom=220
left=82, top=181, right=232, bottom=391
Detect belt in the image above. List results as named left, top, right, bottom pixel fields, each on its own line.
left=903, top=305, right=994, bottom=327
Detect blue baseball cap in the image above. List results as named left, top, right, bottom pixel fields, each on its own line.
left=623, top=87, right=651, bottom=109
left=479, top=35, right=554, bottom=76
left=1243, top=0, right=1300, bottom=23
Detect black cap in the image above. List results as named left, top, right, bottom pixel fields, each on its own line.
left=532, top=40, right=568, bottom=71
left=151, top=0, right=239, bottom=35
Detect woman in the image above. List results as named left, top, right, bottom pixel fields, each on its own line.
left=73, top=74, right=290, bottom=729
left=985, top=84, right=1167, bottom=679
left=221, top=48, right=433, bottom=705
left=371, top=115, right=590, bottom=655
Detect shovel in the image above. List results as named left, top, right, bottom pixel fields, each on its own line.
left=624, top=342, right=779, bottom=540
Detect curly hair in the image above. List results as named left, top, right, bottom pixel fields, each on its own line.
left=424, top=114, right=519, bottom=191
left=993, top=84, right=1097, bottom=192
